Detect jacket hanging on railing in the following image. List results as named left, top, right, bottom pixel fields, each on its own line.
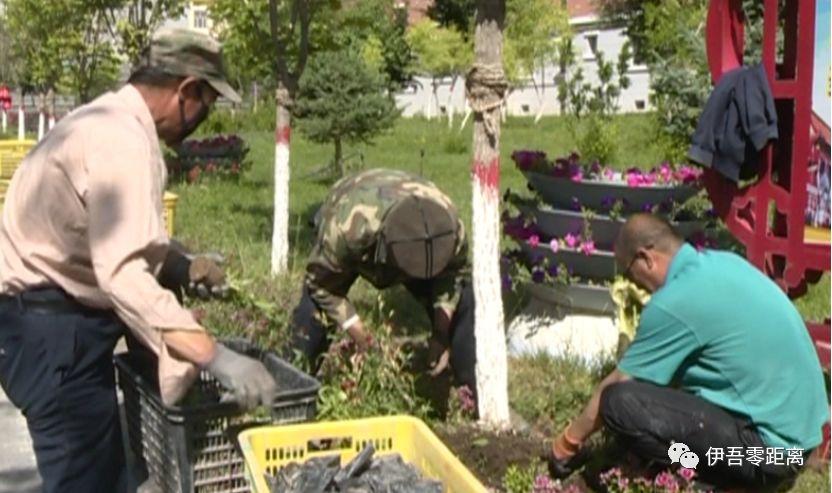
left=688, top=64, right=778, bottom=182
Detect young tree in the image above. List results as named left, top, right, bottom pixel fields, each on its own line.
left=294, top=50, right=399, bottom=177
left=407, top=19, right=471, bottom=126
left=104, top=0, right=186, bottom=66
left=212, top=0, right=325, bottom=275
left=468, top=0, right=509, bottom=427
left=503, top=0, right=569, bottom=122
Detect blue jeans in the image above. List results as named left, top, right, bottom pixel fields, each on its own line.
left=0, top=289, right=127, bottom=493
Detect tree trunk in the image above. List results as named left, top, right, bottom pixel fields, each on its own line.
left=469, top=0, right=509, bottom=427
left=447, top=77, right=456, bottom=129
left=17, top=103, right=24, bottom=140
left=425, top=80, right=434, bottom=120
left=2, top=111, right=6, bottom=134
left=47, top=89, right=55, bottom=130
left=270, top=84, right=291, bottom=276
left=334, top=138, right=344, bottom=177
left=37, top=93, right=45, bottom=141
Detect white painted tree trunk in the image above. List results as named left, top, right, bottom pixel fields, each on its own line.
left=1, top=111, right=6, bottom=134
left=37, top=112, right=44, bottom=141
left=425, top=83, right=433, bottom=120
left=447, top=78, right=456, bottom=129
left=48, top=115, right=55, bottom=130
left=470, top=0, right=509, bottom=427
left=17, top=106, right=24, bottom=140
left=460, top=104, right=473, bottom=131
left=270, top=87, right=291, bottom=275
left=472, top=173, right=510, bottom=426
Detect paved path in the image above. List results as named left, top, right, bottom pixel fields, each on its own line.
left=0, top=387, right=41, bottom=493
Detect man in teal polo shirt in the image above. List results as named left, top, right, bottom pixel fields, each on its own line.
left=545, top=213, right=828, bottom=489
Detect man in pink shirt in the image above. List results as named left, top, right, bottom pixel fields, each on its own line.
left=0, top=28, right=276, bottom=493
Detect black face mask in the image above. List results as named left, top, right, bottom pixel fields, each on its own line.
left=176, top=91, right=210, bottom=143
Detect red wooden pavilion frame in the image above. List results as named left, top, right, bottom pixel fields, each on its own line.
left=706, top=0, right=831, bottom=458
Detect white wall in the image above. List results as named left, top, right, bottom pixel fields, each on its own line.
left=396, top=17, right=651, bottom=118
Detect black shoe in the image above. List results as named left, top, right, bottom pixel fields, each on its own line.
left=544, top=447, right=591, bottom=479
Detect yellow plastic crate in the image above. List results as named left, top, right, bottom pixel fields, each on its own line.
left=0, top=150, right=25, bottom=179
left=0, top=139, right=35, bottom=154
left=163, top=191, right=177, bottom=237
left=238, top=416, right=487, bottom=493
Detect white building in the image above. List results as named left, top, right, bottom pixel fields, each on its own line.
left=396, top=0, right=651, bottom=118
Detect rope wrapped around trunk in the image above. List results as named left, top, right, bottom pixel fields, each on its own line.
left=465, top=63, right=508, bottom=139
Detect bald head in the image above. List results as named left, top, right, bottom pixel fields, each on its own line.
left=615, top=213, right=684, bottom=291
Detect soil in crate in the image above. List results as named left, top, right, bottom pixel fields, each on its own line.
left=266, top=445, right=443, bottom=492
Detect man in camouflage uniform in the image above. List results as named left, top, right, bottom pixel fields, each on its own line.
left=292, top=168, right=476, bottom=391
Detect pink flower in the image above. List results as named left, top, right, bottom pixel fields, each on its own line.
left=527, top=235, right=540, bottom=248
left=564, top=233, right=579, bottom=248
left=580, top=240, right=596, bottom=255
left=549, top=238, right=560, bottom=253
left=570, top=171, right=583, bottom=182
left=654, top=471, right=680, bottom=492
left=678, top=467, right=696, bottom=482
left=626, top=172, right=642, bottom=187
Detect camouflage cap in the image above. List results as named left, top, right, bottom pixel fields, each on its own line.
left=378, top=196, right=458, bottom=279
left=143, top=27, right=241, bottom=103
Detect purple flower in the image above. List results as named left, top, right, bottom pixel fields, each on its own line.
left=546, top=263, right=559, bottom=278
left=642, top=202, right=655, bottom=213
left=511, top=150, right=547, bottom=171
left=501, top=274, right=513, bottom=292
left=570, top=197, right=581, bottom=211
left=600, top=196, right=616, bottom=211
left=531, top=269, right=545, bottom=283
left=589, top=161, right=602, bottom=175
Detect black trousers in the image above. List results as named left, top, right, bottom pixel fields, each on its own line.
left=600, top=380, right=805, bottom=491
left=0, top=289, right=127, bottom=493
left=291, top=281, right=477, bottom=391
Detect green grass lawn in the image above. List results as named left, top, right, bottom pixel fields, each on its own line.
left=173, top=113, right=829, bottom=491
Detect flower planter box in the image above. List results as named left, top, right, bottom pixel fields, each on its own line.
left=525, top=281, right=615, bottom=315
left=518, top=205, right=706, bottom=250
left=523, top=171, right=700, bottom=212
left=520, top=242, right=616, bottom=281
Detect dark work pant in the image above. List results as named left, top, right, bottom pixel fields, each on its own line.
left=0, top=289, right=127, bottom=493
left=600, top=380, right=805, bottom=491
left=290, top=282, right=477, bottom=391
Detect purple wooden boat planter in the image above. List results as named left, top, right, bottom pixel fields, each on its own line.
left=517, top=205, right=706, bottom=250
left=523, top=171, right=700, bottom=212
left=525, top=281, right=615, bottom=315
left=520, top=243, right=616, bottom=281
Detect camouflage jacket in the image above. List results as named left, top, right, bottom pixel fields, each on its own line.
left=305, top=169, right=468, bottom=329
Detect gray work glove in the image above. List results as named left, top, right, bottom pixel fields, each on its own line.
left=205, top=344, right=278, bottom=410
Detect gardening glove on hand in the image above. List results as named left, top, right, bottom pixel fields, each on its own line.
left=205, top=343, right=278, bottom=410
left=186, top=253, right=228, bottom=299
left=545, top=423, right=588, bottom=479
left=427, top=336, right=451, bottom=377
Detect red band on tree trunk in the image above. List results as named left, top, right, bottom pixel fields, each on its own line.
left=275, top=125, right=291, bottom=145
left=473, top=158, right=500, bottom=190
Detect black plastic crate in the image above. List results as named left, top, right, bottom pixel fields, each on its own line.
left=115, top=338, right=319, bottom=493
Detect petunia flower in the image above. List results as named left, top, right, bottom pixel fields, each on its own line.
left=549, top=238, right=560, bottom=253
left=527, top=234, right=540, bottom=248
left=580, top=240, right=596, bottom=255
left=564, top=233, right=579, bottom=248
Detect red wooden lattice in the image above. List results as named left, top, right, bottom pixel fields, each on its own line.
left=706, top=0, right=831, bottom=459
